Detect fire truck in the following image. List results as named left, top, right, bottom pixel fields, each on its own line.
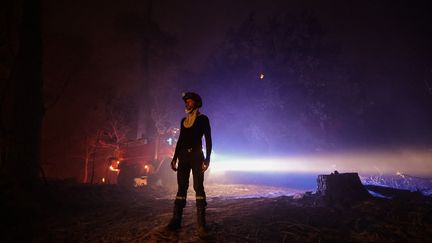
left=106, top=128, right=179, bottom=188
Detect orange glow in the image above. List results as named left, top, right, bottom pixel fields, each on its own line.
left=102, top=178, right=105, bottom=183
left=109, top=165, right=119, bottom=172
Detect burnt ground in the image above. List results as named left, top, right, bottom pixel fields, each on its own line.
left=3, top=182, right=432, bottom=243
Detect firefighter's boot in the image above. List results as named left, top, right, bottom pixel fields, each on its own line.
left=166, top=206, right=183, bottom=230
left=197, top=206, right=207, bottom=237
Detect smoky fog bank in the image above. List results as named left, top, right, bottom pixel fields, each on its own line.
left=40, top=0, right=432, bottom=181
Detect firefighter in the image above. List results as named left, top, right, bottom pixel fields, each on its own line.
left=167, top=92, right=212, bottom=235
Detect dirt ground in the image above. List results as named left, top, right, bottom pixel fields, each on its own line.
left=3, top=182, right=432, bottom=242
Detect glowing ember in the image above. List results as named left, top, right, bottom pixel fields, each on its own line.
left=109, top=165, right=119, bottom=172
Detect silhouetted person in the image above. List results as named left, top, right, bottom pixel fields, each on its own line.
left=167, top=92, right=212, bottom=236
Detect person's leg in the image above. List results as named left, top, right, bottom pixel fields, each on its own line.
left=175, top=159, right=191, bottom=207
left=191, top=152, right=207, bottom=235
left=192, top=163, right=206, bottom=206
left=167, top=158, right=191, bottom=230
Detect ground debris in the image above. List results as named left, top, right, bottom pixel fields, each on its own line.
left=3, top=182, right=432, bottom=242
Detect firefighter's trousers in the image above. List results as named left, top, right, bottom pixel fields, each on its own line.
left=174, top=149, right=207, bottom=208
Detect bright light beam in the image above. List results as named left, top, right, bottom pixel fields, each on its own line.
left=209, top=149, right=432, bottom=177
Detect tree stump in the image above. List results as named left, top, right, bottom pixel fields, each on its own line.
left=317, top=171, right=370, bottom=204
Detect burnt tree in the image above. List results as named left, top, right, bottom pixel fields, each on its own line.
left=317, top=172, right=371, bottom=204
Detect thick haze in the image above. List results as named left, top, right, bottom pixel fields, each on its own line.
left=42, top=0, right=432, bottom=179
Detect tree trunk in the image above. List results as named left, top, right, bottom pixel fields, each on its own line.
left=90, top=148, right=96, bottom=184
left=1, top=0, right=43, bottom=188
left=316, top=172, right=371, bottom=204
left=83, top=141, right=90, bottom=183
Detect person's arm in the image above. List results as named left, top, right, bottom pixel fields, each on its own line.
left=171, top=119, right=184, bottom=171
left=203, top=116, right=212, bottom=166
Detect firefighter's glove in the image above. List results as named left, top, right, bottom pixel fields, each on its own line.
left=171, top=159, right=178, bottom=172
left=201, top=161, right=209, bottom=172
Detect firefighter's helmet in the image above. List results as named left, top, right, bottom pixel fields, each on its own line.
left=182, top=92, right=202, bottom=108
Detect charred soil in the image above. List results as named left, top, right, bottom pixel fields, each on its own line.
left=3, top=182, right=432, bottom=243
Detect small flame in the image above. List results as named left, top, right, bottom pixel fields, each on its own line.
left=259, top=73, right=265, bottom=80
left=109, top=165, right=119, bottom=172
left=102, top=178, right=105, bottom=183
